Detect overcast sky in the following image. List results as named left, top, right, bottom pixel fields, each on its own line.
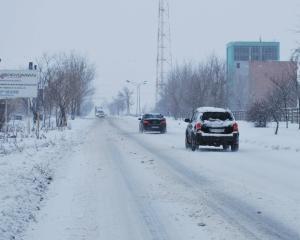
left=0, top=0, right=299, bottom=109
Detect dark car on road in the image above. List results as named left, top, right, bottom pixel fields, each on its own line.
left=185, top=107, right=239, bottom=152
left=139, top=113, right=167, bottom=134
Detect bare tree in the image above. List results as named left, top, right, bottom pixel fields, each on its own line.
left=156, top=55, right=226, bottom=118
left=269, top=65, right=297, bottom=129
left=108, top=91, right=127, bottom=115
left=291, top=51, right=300, bottom=129
left=0, top=52, right=95, bottom=132
left=122, top=87, right=134, bottom=115
left=266, top=90, right=283, bottom=135
left=37, top=52, right=95, bottom=127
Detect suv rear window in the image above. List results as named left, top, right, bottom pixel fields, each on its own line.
left=144, top=114, right=162, bottom=119
left=202, top=112, right=233, bottom=121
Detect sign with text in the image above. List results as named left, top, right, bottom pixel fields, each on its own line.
left=0, top=70, right=38, bottom=99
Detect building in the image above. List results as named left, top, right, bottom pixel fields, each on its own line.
left=226, top=41, right=286, bottom=110
left=227, top=41, right=280, bottom=65
left=248, top=61, right=297, bottom=104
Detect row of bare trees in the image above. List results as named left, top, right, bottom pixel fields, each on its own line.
left=156, top=53, right=299, bottom=135
left=107, top=87, right=134, bottom=115
left=0, top=52, right=95, bottom=132
left=37, top=53, right=95, bottom=127
left=156, top=55, right=226, bottom=119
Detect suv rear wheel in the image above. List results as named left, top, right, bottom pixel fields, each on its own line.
left=231, top=144, right=239, bottom=152
left=191, top=134, right=197, bottom=151
left=185, top=134, right=191, bottom=149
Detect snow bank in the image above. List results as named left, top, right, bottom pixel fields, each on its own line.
left=238, top=121, right=300, bottom=152
left=0, top=117, right=95, bottom=240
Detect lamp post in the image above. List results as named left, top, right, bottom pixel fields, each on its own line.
left=126, top=80, right=147, bottom=116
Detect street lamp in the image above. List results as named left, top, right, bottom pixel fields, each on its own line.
left=126, top=80, right=147, bottom=116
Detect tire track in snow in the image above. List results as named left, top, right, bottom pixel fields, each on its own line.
left=109, top=118, right=300, bottom=240
left=105, top=127, right=170, bottom=240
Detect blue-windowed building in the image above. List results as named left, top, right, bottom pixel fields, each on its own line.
left=226, top=41, right=280, bottom=110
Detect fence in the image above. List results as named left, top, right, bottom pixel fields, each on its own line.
left=232, top=107, right=300, bottom=124
left=231, top=111, right=247, bottom=121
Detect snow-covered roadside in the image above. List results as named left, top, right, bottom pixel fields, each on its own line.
left=0, top=118, right=95, bottom=240
left=238, top=121, right=300, bottom=152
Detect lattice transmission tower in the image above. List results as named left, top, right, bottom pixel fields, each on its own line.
left=156, top=0, right=172, bottom=104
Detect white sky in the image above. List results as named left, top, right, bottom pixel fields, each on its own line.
left=0, top=0, right=299, bottom=109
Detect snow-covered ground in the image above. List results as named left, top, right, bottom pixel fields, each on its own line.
left=2, top=116, right=300, bottom=240
left=0, top=118, right=95, bottom=240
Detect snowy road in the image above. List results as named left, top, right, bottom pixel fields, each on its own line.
left=25, top=117, right=300, bottom=240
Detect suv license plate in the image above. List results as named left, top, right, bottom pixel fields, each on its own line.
left=210, top=128, right=224, bottom=133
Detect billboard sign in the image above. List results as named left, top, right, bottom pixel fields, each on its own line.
left=0, top=70, right=38, bottom=99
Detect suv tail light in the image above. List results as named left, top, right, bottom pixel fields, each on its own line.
left=195, top=122, right=202, bottom=131
left=232, top=122, right=239, bottom=132
left=160, top=119, right=166, bottom=125
left=143, top=120, right=149, bottom=125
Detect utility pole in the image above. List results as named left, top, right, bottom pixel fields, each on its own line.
left=126, top=80, right=147, bottom=116
left=0, top=59, right=7, bottom=135
left=5, top=98, right=8, bottom=134
left=156, top=0, right=172, bottom=104
left=27, top=62, right=34, bottom=136
left=136, top=85, right=139, bottom=116
left=297, top=64, right=300, bottom=129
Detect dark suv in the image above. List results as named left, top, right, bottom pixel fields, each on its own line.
left=185, top=107, right=239, bottom=151
left=139, top=113, right=167, bottom=134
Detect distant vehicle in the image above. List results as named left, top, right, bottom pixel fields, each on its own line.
left=184, top=107, right=239, bottom=152
left=95, top=107, right=105, bottom=118
left=96, top=110, right=105, bottom=118
left=138, top=113, right=167, bottom=134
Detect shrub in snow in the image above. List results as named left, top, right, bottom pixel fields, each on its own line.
left=246, top=101, right=270, bottom=128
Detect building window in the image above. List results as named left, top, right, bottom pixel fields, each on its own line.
left=262, top=46, right=277, bottom=61
left=251, top=46, right=260, bottom=61
left=234, top=46, right=250, bottom=61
